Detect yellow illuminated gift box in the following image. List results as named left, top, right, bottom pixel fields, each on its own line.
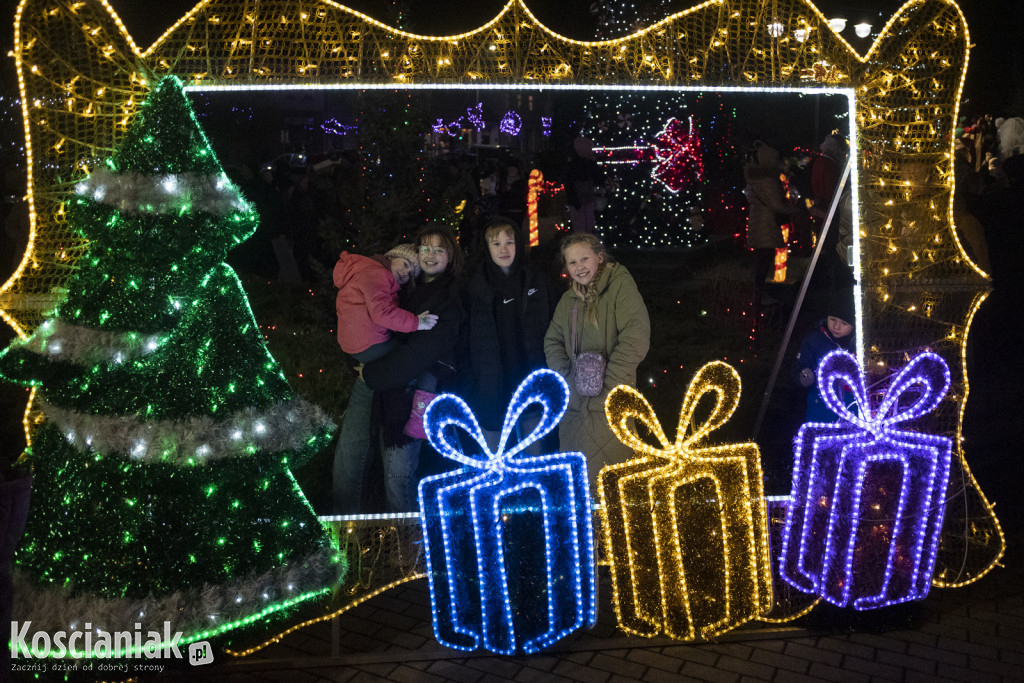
left=599, top=361, right=772, bottom=640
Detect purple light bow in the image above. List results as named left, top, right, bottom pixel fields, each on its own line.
left=816, top=350, right=950, bottom=433
left=780, top=350, right=954, bottom=609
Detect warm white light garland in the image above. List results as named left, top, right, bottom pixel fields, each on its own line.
left=74, top=167, right=251, bottom=217
left=39, top=396, right=331, bottom=465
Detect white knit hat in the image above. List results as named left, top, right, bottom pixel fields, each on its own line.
left=384, top=243, right=421, bottom=278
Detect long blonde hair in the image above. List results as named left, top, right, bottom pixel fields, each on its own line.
left=560, top=233, right=613, bottom=327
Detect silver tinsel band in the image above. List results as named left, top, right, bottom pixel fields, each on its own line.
left=15, top=319, right=166, bottom=365
left=11, top=546, right=342, bottom=651
left=75, top=166, right=252, bottom=217
left=40, top=396, right=333, bottom=465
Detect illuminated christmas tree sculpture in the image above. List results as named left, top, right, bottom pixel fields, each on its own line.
left=581, top=91, right=705, bottom=249
left=0, top=77, right=339, bottom=647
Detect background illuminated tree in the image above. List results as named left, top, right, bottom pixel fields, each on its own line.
left=0, top=77, right=339, bottom=636
left=582, top=91, right=705, bottom=249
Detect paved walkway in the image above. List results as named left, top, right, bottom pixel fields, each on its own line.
left=157, top=536, right=1022, bottom=683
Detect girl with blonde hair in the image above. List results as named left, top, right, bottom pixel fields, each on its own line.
left=544, top=233, right=650, bottom=488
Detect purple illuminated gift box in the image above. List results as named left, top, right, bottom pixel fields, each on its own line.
left=779, top=350, right=953, bottom=610
left=417, top=369, right=596, bottom=655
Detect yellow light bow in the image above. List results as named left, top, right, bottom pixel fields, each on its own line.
left=599, top=361, right=772, bottom=641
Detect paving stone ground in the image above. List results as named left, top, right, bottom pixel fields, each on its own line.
left=155, top=534, right=1023, bottom=683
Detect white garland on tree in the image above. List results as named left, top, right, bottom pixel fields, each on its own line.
left=11, top=546, right=342, bottom=648
left=40, top=396, right=332, bottom=465
left=75, top=166, right=251, bottom=217
left=14, top=319, right=166, bottom=365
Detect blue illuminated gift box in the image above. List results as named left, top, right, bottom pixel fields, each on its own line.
left=779, top=350, right=953, bottom=610
left=417, top=369, right=597, bottom=655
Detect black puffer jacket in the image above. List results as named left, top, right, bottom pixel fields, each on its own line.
left=363, top=272, right=463, bottom=392
left=363, top=272, right=464, bottom=447
left=462, top=259, right=558, bottom=431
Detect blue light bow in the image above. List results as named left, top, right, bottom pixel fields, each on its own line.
left=423, top=368, right=569, bottom=468
left=418, top=369, right=596, bottom=654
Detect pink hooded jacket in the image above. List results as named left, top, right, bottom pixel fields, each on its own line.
left=333, top=252, right=418, bottom=354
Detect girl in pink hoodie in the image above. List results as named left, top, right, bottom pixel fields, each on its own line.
left=333, top=243, right=437, bottom=363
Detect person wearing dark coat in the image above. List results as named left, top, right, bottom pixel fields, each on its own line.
left=744, top=141, right=798, bottom=304
left=793, top=287, right=857, bottom=424
left=333, top=225, right=464, bottom=513
left=461, top=217, right=558, bottom=452
left=564, top=137, right=605, bottom=234
left=975, top=154, right=1024, bottom=302
left=359, top=225, right=465, bottom=512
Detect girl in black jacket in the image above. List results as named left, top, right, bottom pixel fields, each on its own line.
left=461, top=217, right=558, bottom=453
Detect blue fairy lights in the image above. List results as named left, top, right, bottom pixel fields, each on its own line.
left=418, top=369, right=596, bottom=654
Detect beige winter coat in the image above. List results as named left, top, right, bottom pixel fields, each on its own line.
left=544, top=263, right=650, bottom=488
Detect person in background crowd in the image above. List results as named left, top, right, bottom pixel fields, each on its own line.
left=564, top=137, right=605, bottom=234
left=952, top=141, right=993, bottom=273
left=976, top=153, right=1024, bottom=302
left=544, top=233, right=650, bottom=489
left=997, top=117, right=1024, bottom=162
left=744, top=141, right=799, bottom=305
left=810, top=133, right=847, bottom=218
left=461, top=217, right=558, bottom=453
left=498, top=158, right=528, bottom=228
left=1, top=170, right=28, bottom=283
left=225, top=164, right=278, bottom=279
left=288, top=171, right=319, bottom=282
left=793, top=287, right=857, bottom=424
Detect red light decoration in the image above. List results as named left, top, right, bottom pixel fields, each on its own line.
left=651, top=116, right=704, bottom=193
left=592, top=116, right=704, bottom=195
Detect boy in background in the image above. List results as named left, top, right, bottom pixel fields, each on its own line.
left=794, top=287, right=857, bottom=423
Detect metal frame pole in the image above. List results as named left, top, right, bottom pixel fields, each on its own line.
left=752, top=156, right=854, bottom=441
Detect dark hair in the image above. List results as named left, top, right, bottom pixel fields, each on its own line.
left=826, top=286, right=856, bottom=327
left=416, top=223, right=464, bottom=276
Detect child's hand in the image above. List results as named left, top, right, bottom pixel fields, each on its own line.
left=417, top=311, right=439, bottom=330
left=798, top=367, right=815, bottom=387
left=354, top=364, right=365, bottom=381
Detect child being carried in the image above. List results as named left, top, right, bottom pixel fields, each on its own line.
left=333, top=243, right=438, bottom=364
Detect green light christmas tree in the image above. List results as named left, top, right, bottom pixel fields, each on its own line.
left=0, top=77, right=340, bottom=649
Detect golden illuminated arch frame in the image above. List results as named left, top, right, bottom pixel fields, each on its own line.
left=4, top=0, right=1003, bottom=614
